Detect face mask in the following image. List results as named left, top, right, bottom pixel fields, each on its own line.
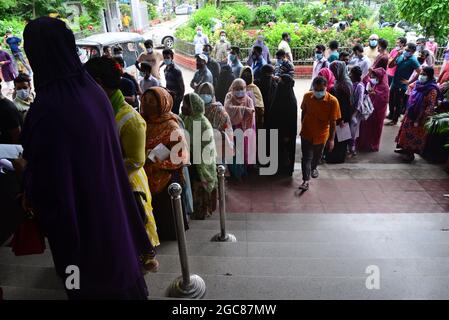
left=277, top=59, right=283, bottom=65
left=429, top=38, right=434, bottom=42
left=403, top=51, right=413, bottom=58
left=369, top=40, right=378, bottom=47
left=200, top=94, right=213, bottom=104
left=313, top=90, right=326, bottom=99
left=146, top=48, right=153, bottom=54
left=16, top=88, right=30, bottom=100
left=287, top=37, right=291, bottom=43
left=229, top=54, right=236, bottom=62
left=220, top=36, right=226, bottom=42
left=114, top=53, right=123, bottom=58
left=234, top=90, right=246, bottom=98
left=395, top=46, right=401, bottom=51
left=370, top=78, right=378, bottom=86
left=197, top=31, right=202, bottom=36
left=418, top=75, right=428, bottom=83
left=418, top=57, right=426, bottom=64
left=416, top=45, right=423, bottom=51
left=315, top=53, right=323, bottom=60
left=164, top=58, right=173, bottom=65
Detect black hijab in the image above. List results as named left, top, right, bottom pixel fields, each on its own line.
left=215, top=65, right=235, bottom=104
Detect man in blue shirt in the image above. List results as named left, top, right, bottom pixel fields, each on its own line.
left=387, top=43, right=421, bottom=125
left=3, top=30, right=32, bottom=76
left=251, top=45, right=267, bottom=81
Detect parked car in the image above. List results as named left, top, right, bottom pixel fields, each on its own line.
left=148, top=25, right=175, bottom=49
left=76, top=32, right=145, bottom=77
left=394, top=20, right=414, bottom=33
left=175, top=4, right=194, bottom=15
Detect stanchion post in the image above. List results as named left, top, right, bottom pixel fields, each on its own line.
left=211, top=165, right=237, bottom=242
left=167, top=183, right=206, bottom=299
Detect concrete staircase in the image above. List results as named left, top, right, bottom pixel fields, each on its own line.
left=2, top=212, right=449, bottom=299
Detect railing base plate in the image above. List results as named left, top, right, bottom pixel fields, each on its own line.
left=167, top=274, right=206, bottom=299
left=211, top=233, right=237, bottom=242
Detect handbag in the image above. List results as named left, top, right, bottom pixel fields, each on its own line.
left=361, top=93, right=374, bottom=120
left=10, top=209, right=46, bottom=256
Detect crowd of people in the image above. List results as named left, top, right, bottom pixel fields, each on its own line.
left=1, top=16, right=449, bottom=299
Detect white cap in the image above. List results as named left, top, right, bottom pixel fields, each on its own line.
left=197, top=53, right=208, bottom=63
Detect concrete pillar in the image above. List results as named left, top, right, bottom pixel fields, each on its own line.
left=130, top=0, right=142, bottom=31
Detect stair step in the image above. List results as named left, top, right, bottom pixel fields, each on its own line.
left=1, top=286, right=66, bottom=300
left=147, top=255, right=449, bottom=278
left=189, top=219, right=449, bottom=232
left=145, top=273, right=449, bottom=300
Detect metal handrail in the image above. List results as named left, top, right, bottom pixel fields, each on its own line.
left=167, top=182, right=206, bottom=299
left=174, top=37, right=447, bottom=65
left=211, top=165, right=237, bottom=242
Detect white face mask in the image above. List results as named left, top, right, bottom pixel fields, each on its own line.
left=146, top=48, right=153, bottom=54
left=418, top=75, right=428, bottom=83
left=220, top=35, right=226, bottom=42
left=370, top=78, right=379, bottom=85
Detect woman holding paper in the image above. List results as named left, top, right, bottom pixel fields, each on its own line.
left=181, top=93, right=218, bottom=220
left=325, top=61, right=354, bottom=163
left=358, top=67, right=390, bottom=152
left=84, top=56, right=159, bottom=273
left=224, top=78, right=256, bottom=180
left=141, top=87, right=190, bottom=239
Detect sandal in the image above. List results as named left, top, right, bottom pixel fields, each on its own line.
left=298, top=181, right=309, bottom=191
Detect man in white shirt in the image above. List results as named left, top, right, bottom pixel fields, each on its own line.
left=312, top=44, right=329, bottom=80
left=193, top=26, right=209, bottom=55
left=364, top=34, right=379, bottom=64
left=278, top=32, right=293, bottom=62
left=349, top=44, right=371, bottom=79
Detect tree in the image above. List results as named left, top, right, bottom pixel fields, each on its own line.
left=396, top=0, right=449, bottom=38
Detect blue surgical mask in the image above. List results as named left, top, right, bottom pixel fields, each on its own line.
left=164, top=59, right=173, bottom=65
left=200, top=94, right=213, bottom=104
left=370, top=78, right=378, bottom=85
left=234, top=90, right=246, bottom=98
left=229, top=54, right=236, bottom=62
left=369, top=40, right=378, bottom=47
left=418, top=75, right=428, bottom=83
left=16, top=88, right=30, bottom=101
left=313, top=90, right=326, bottom=99
left=197, top=31, right=202, bottom=36
left=404, top=51, right=413, bottom=58
left=315, top=53, right=323, bottom=60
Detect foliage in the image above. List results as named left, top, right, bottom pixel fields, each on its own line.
left=220, top=4, right=253, bottom=27
left=120, top=4, right=131, bottom=17
left=175, top=23, right=202, bottom=41
left=147, top=3, right=158, bottom=20
left=350, top=0, right=374, bottom=22
left=275, top=4, right=302, bottom=23
left=379, top=0, right=400, bottom=23
left=78, top=14, right=95, bottom=30
left=80, top=0, right=103, bottom=27
left=396, top=0, right=449, bottom=41
left=254, top=5, right=275, bottom=26
left=0, top=18, right=25, bottom=37
left=425, top=112, right=449, bottom=149
left=189, top=5, right=220, bottom=29
left=301, top=3, right=332, bottom=27
left=371, top=27, right=404, bottom=47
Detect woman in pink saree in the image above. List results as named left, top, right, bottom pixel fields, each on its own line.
left=224, top=78, right=256, bottom=179
left=357, top=67, right=390, bottom=152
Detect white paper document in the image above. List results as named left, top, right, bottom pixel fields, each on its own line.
left=335, top=123, right=352, bottom=142
left=148, top=143, right=171, bottom=162
left=0, top=144, right=23, bottom=159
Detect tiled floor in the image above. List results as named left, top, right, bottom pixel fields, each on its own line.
left=225, top=170, right=449, bottom=214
